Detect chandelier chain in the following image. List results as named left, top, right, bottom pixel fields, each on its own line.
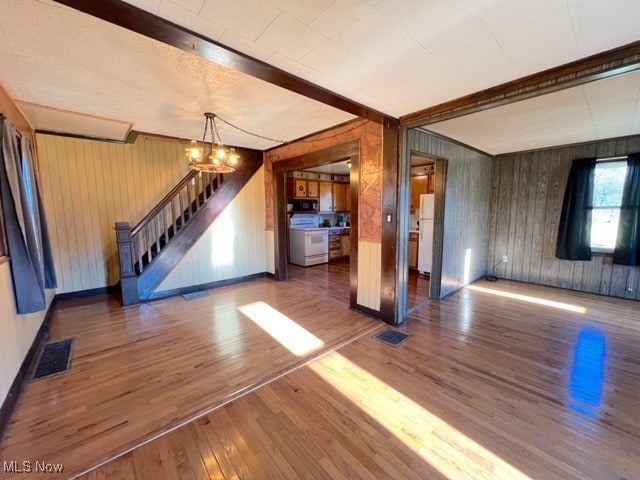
left=214, top=114, right=370, bottom=145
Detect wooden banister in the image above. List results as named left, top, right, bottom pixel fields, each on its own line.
left=115, top=146, right=263, bottom=306
left=131, top=169, right=198, bottom=236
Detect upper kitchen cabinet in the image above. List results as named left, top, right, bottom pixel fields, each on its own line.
left=410, top=176, right=429, bottom=212
left=307, top=180, right=319, bottom=198
left=319, top=181, right=333, bottom=212
left=333, top=183, right=347, bottom=212
left=287, top=178, right=319, bottom=199
left=319, top=181, right=349, bottom=213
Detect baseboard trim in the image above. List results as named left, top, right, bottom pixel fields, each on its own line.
left=0, top=300, right=56, bottom=441
left=354, top=304, right=382, bottom=320
left=55, top=283, right=120, bottom=301
left=145, top=272, right=269, bottom=301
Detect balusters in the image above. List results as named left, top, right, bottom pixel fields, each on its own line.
left=179, top=189, right=186, bottom=229
left=136, top=233, right=143, bottom=273
left=171, top=197, right=177, bottom=237
left=186, top=180, right=193, bottom=216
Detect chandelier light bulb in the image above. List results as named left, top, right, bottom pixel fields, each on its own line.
left=185, top=139, right=203, bottom=161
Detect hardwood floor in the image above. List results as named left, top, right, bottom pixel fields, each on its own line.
left=407, top=268, right=430, bottom=309
left=287, top=258, right=351, bottom=305
left=0, top=278, right=381, bottom=479
left=81, top=278, right=640, bottom=479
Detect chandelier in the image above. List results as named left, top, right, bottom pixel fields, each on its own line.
left=185, top=112, right=240, bottom=173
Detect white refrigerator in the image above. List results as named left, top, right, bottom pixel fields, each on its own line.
left=418, top=193, right=434, bottom=274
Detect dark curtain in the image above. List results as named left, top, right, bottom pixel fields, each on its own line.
left=556, top=157, right=596, bottom=260
left=0, top=117, right=57, bottom=313
left=613, top=153, right=640, bottom=266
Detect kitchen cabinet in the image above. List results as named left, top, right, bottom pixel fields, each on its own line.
left=411, top=176, right=429, bottom=212
left=319, top=181, right=349, bottom=213
left=287, top=178, right=320, bottom=199
left=329, top=230, right=342, bottom=260
left=307, top=180, right=319, bottom=198
left=333, top=183, right=347, bottom=212
left=319, top=182, right=333, bottom=212
left=409, top=232, right=418, bottom=269
left=341, top=232, right=350, bottom=257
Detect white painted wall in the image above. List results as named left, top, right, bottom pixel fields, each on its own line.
left=0, top=263, right=54, bottom=406
left=157, top=167, right=267, bottom=291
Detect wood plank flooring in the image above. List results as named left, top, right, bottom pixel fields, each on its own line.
left=287, top=259, right=351, bottom=305
left=0, top=278, right=381, bottom=479
left=82, top=279, right=640, bottom=479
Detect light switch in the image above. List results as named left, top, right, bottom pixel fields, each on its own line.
left=386, top=214, right=392, bottom=223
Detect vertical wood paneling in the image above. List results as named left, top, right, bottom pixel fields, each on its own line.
left=36, top=134, right=191, bottom=293
left=488, top=134, right=640, bottom=301
left=265, top=230, right=275, bottom=274
left=157, top=167, right=267, bottom=291
left=357, top=240, right=381, bottom=310
left=408, top=130, right=493, bottom=298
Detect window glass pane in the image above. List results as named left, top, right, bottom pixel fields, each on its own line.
left=593, top=161, right=626, bottom=208
left=591, top=208, right=621, bottom=249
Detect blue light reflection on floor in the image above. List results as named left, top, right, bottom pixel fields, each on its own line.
left=569, top=328, right=606, bottom=418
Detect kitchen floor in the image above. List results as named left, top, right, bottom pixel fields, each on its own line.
left=288, top=259, right=431, bottom=311
left=408, top=269, right=430, bottom=310
left=288, top=258, right=350, bottom=304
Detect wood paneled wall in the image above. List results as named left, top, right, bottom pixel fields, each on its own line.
left=157, top=167, right=267, bottom=291
left=357, top=240, right=381, bottom=310
left=489, top=135, right=640, bottom=300
left=36, top=134, right=191, bottom=293
left=408, top=130, right=493, bottom=298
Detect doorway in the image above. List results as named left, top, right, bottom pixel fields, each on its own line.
left=397, top=128, right=448, bottom=323
left=272, top=141, right=360, bottom=310
left=406, top=153, right=436, bottom=312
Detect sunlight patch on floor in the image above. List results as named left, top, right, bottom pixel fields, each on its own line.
left=238, top=301, right=325, bottom=356
left=310, top=352, right=532, bottom=480
left=467, top=285, right=587, bottom=313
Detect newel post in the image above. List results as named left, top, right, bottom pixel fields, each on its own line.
left=115, top=222, right=140, bottom=306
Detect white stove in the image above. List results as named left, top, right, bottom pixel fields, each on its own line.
left=289, top=217, right=329, bottom=266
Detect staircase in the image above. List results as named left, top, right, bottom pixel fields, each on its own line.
left=115, top=150, right=263, bottom=305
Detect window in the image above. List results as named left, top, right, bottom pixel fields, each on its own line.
left=590, top=159, right=627, bottom=252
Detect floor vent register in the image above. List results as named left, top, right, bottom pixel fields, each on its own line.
left=374, top=329, right=411, bottom=347
left=31, top=338, right=74, bottom=381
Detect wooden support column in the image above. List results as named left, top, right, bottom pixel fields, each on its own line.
left=379, top=120, right=400, bottom=324
left=115, top=222, right=139, bottom=306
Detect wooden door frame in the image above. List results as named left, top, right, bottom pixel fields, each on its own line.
left=396, top=126, right=447, bottom=323
left=272, top=141, right=360, bottom=309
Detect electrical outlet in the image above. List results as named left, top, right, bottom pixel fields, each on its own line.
left=502, top=255, right=508, bottom=263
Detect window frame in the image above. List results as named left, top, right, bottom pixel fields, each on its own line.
left=590, top=157, right=628, bottom=254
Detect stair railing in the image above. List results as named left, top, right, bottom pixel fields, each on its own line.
left=116, top=169, right=225, bottom=285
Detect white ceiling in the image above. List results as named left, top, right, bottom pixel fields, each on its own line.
left=0, top=0, right=354, bottom=147
left=305, top=160, right=350, bottom=176
left=123, top=0, right=640, bottom=118
left=426, top=69, right=640, bottom=154
left=1, top=1, right=640, bottom=153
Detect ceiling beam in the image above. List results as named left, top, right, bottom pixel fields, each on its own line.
left=53, top=0, right=397, bottom=127
left=401, top=40, right=640, bottom=129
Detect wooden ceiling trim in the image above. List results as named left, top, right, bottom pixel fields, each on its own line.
left=401, top=40, right=640, bottom=129
left=53, top=0, right=397, bottom=126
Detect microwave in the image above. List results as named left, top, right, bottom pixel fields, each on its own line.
left=289, top=198, right=318, bottom=213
